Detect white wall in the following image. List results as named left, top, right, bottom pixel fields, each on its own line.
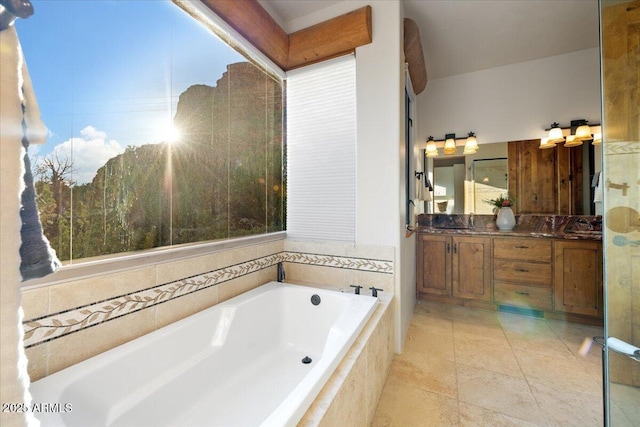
left=418, top=48, right=601, bottom=144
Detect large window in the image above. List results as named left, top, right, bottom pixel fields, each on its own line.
left=17, top=0, right=284, bottom=262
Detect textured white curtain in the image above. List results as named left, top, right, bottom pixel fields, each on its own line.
left=0, top=25, right=47, bottom=427
left=286, top=55, right=356, bottom=242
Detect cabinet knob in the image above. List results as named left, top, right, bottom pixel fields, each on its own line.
left=515, top=291, right=530, bottom=296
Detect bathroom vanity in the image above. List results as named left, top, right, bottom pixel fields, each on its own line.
left=416, top=214, right=603, bottom=325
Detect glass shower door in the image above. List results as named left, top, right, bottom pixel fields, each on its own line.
left=600, top=1, right=640, bottom=425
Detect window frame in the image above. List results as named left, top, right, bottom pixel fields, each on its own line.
left=20, top=0, right=287, bottom=287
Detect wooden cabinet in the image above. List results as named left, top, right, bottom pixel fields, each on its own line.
left=416, top=231, right=603, bottom=324
left=452, top=236, right=492, bottom=301
left=493, top=238, right=553, bottom=311
left=553, top=240, right=603, bottom=317
left=508, top=140, right=557, bottom=214
left=508, top=140, right=583, bottom=215
left=417, top=234, right=491, bottom=301
left=416, top=235, right=450, bottom=296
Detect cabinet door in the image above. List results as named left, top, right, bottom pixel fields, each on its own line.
left=416, top=235, right=451, bottom=296
left=556, top=144, right=583, bottom=215
left=553, top=241, right=603, bottom=317
left=508, top=140, right=557, bottom=214
left=452, top=236, right=492, bottom=301
left=507, top=140, right=583, bottom=215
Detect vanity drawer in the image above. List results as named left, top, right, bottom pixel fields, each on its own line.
left=494, top=282, right=553, bottom=311
left=493, top=238, right=552, bottom=262
left=493, top=259, right=552, bottom=286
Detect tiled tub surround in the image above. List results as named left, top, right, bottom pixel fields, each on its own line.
left=30, top=282, right=381, bottom=426
left=300, top=288, right=394, bottom=426
left=417, top=213, right=602, bottom=240
left=284, top=240, right=395, bottom=294
left=22, top=240, right=394, bottom=382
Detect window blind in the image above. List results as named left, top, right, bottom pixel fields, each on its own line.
left=286, top=55, right=356, bottom=241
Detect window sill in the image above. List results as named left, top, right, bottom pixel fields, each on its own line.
left=21, top=231, right=286, bottom=290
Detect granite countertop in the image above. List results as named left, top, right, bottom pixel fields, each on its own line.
left=416, top=214, right=602, bottom=241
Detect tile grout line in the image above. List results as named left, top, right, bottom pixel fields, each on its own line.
left=499, top=314, right=552, bottom=427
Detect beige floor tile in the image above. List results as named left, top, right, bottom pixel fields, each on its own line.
left=551, top=326, right=603, bottom=367
left=610, top=383, right=640, bottom=425
left=415, top=300, right=456, bottom=318
left=498, top=313, right=555, bottom=338
left=458, top=402, right=542, bottom=427
left=403, top=318, right=455, bottom=361
left=546, top=319, right=603, bottom=342
left=372, top=303, right=607, bottom=427
left=555, top=327, right=603, bottom=349
left=453, top=318, right=508, bottom=343
left=567, top=338, right=606, bottom=362
left=451, top=306, right=500, bottom=326
left=609, top=402, right=638, bottom=427
left=552, top=325, right=604, bottom=366
left=387, top=350, right=458, bottom=398
left=515, top=349, right=601, bottom=396
left=454, top=336, right=523, bottom=378
left=505, top=333, right=577, bottom=362
left=456, top=364, right=546, bottom=424
left=581, top=358, right=604, bottom=385
left=411, top=309, right=455, bottom=334
left=402, top=333, right=455, bottom=362
left=610, top=382, right=640, bottom=404
left=372, top=378, right=459, bottom=427
left=576, top=347, right=604, bottom=371
left=528, top=380, right=603, bottom=427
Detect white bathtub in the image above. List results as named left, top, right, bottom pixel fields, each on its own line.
left=30, top=281, right=378, bottom=427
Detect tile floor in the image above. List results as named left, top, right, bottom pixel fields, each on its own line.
left=372, top=301, right=638, bottom=426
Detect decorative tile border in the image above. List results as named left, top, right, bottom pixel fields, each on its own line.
left=22, top=251, right=393, bottom=348
left=283, top=251, right=394, bottom=274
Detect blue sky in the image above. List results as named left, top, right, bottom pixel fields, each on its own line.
left=16, top=0, right=244, bottom=184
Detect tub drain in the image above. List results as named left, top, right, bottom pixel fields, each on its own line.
left=302, top=356, right=312, bottom=364
left=311, top=294, right=321, bottom=305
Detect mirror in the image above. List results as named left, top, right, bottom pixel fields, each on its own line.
left=472, top=158, right=508, bottom=214
left=427, top=140, right=600, bottom=215
left=433, top=157, right=465, bottom=214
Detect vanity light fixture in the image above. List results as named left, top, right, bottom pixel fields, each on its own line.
left=541, top=119, right=601, bottom=149
left=463, top=131, right=478, bottom=154
left=548, top=122, right=565, bottom=143
left=426, top=132, right=481, bottom=156
left=564, top=134, right=583, bottom=147
left=574, top=120, right=592, bottom=141
left=443, top=133, right=457, bottom=154
left=539, top=137, right=556, bottom=149
left=425, top=136, right=438, bottom=157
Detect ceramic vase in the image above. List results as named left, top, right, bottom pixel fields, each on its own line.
left=496, top=206, right=516, bottom=231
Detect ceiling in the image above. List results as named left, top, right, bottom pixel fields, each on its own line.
left=261, top=0, right=600, bottom=80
